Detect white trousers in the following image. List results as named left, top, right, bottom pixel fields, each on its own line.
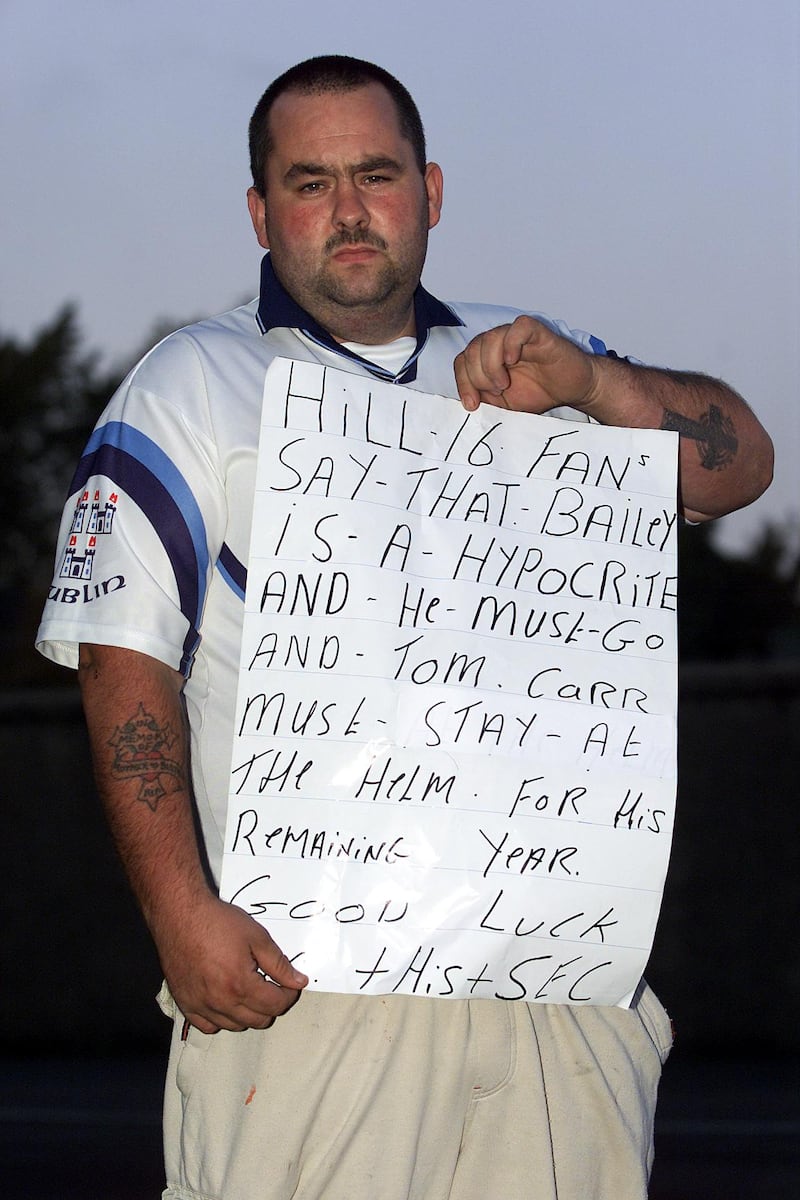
left=160, top=981, right=672, bottom=1200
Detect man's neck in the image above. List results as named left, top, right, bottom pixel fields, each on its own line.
left=313, top=300, right=417, bottom=346
left=255, top=255, right=465, bottom=387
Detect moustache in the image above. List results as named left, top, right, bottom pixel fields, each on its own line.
left=325, top=230, right=388, bottom=254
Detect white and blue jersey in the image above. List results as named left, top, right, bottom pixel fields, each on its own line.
left=36, top=255, right=620, bottom=880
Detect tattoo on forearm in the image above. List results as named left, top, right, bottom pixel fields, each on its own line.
left=661, top=404, right=738, bottom=470
left=108, top=703, right=184, bottom=811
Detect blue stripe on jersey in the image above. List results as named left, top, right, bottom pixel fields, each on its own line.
left=589, top=334, right=608, bottom=355
left=70, top=422, right=210, bottom=664
left=217, top=542, right=246, bottom=601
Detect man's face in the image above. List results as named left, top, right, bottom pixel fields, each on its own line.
left=247, top=83, right=442, bottom=343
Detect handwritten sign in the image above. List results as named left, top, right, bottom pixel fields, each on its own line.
left=219, top=358, right=679, bottom=1008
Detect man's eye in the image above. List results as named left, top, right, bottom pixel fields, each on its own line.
left=362, top=174, right=390, bottom=185
left=300, top=181, right=325, bottom=193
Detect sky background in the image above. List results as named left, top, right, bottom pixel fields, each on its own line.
left=2, top=0, right=797, bottom=555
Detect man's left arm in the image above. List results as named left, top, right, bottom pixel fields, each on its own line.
left=453, top=315, right=774, bottom=522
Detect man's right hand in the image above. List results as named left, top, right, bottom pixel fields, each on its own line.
left=153, top=891, right=309, bottom=1034
left=78, top=643, right=309, bottom=1036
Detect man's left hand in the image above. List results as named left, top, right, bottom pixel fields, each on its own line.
left=454, top=315, right=598, bottom=415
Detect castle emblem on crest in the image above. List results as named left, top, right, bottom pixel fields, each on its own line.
left=60, top=489, right=119, bottom=579
left=60, top=534, right=97, bottom=580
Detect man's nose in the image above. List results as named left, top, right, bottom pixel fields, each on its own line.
left=332, top=181, right=370, bottom=229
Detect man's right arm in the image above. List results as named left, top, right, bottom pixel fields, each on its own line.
left=78, top=643, right=307, bottom=1033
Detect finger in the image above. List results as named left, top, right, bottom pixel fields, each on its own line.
left=475, top=327, right=511, bottom=393
left=454, top=329, right=510, bottom=410
left=502, top=315, right=540, bottom=367
left=504, top=316, right=558, bottom=373
left=198, top=973, right=299, bottom=1029
left=225, top=966, right=305, bottom=1025
left=187, top=1007, right=267, bottom=1034
left=183, top=1014, right=222, bottom=1036
left=184, top=976, right=294, bottom=1032
left=209, top=992, right=278, bottom=1031
left=253, top=932, right=309, bottom=991
left=453, top=350, right=480, bottom=410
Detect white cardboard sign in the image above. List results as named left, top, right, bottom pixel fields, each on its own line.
left=219, top=358, right=679, bottom=1008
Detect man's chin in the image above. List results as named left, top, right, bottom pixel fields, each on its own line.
left=321, top=280, right=397, bottom=311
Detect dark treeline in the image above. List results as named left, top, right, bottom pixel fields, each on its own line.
left=1, top=306, right=797, bottom=683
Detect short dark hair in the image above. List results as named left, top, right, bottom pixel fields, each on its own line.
left=248, top=55, right=427, bottom=195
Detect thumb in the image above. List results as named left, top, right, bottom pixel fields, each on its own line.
left=252, top=926, right=309, bottom=989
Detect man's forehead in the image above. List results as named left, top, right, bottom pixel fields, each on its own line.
left=267, top=82, right=408, bottom=161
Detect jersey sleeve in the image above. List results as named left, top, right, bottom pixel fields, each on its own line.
left=35, top=335, right=227, bottom=676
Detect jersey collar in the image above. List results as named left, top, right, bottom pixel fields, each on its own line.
left=255, top=253, right=463, bottom=384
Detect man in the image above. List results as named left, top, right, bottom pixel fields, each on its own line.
left=37, top=55, right=772, bottom=1200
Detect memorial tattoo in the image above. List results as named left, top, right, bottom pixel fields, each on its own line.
left=108, top=703, right=184, bottom=811
left=661, top=403, right=738, bottom=470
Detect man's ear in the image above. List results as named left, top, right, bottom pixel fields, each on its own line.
left=424, top=163, right=443, bottom=230
left=247, top=187, right=270, bottom=249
